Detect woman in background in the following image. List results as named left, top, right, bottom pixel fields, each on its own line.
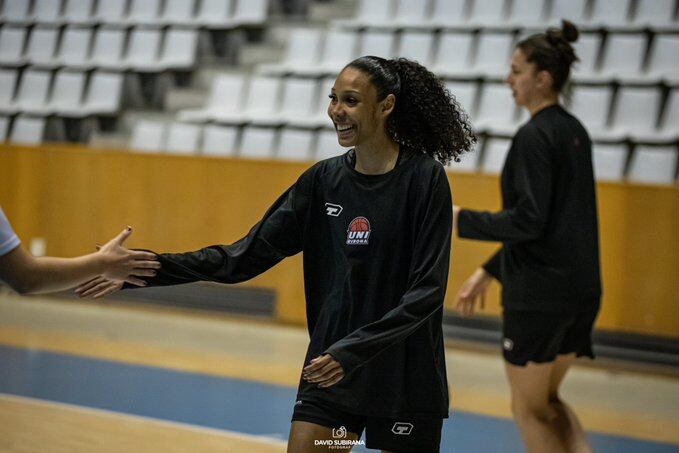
left=453, top=21, right=601, bottom=453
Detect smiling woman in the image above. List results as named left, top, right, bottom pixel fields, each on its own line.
left=77, top=56, right=475, bottom=453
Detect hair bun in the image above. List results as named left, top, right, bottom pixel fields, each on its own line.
left=561, top=19, right=579, bottom=43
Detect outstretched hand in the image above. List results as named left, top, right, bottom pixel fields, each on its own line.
left=302, top=354, right=345, bottom=388
left=75, top=227, right=160, bottom=299
left=96, top=226, right=160, bottom=284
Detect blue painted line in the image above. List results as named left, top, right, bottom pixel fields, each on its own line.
left=0, top=345, right=676, bottom=452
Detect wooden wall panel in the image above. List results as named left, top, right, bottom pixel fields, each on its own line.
left=1, top=145, right=677, bottom=337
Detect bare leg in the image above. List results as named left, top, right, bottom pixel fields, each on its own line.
left=288, top=421, right=360, bottom=453
left=548, top=354, right=592, bottom=453
left=505, top=360, right=567, bottom=453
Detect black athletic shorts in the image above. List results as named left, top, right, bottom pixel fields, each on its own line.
left=292, top=399, right=443, bottom=452
left=502, top=303, right=600, bottom=366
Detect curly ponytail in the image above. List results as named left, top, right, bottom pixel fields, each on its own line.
left=345, top=56, right=476, bottom=165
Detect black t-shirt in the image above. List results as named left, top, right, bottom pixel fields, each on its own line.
left=458, top=104, right=602, bottom=312
left=137, top=149, right=453, bottom=418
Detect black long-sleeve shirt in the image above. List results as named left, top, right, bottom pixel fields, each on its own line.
left=134, top=150, right=452, bottom=418
left=458, top=105, right=601, bottom=312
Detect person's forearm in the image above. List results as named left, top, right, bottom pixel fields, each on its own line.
left=0, top=246, right=105, bottom=295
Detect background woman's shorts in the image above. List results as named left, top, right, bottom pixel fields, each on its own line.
left=292, top=398, right=443, bottom=452
left=502, top=303, right=600, bottom=366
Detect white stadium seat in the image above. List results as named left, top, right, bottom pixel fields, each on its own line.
left=549, top=0, right=588, bottom=25
left=160, top=28, right=199, bottom=70
left=178, top=73, right=246, bottom=123
left=471, top=32, right=514, bottom=79
left=507, top=0, right=548, bottom=27
left=476, top=83, right=519, bottom=134
left=592, top=143, right=628, bottom=181
left=14, top=70, right=52, bottom=112
left=57, top=26, right=93, bottom=67
left=30, top=70, right=86, bottom=115
left=31, top=0, right=62, bottom=23
left=393, top=0, right=429, bottom=26
left=588, top=0, right=632, bottom=27
left=130, top=120, right=166, bottom=152
left=628, top=145, right=678, bottom=184
left=467, top=0, right=508, bottom=27
left=230, top=0, right=268, bottom=26
left=194, top=0, right=234, bottom=26
left=481, top=138, right=512, bottom=174
left=125, top=0, right=163, bottom=25
left=569, top=85, right=614, bottom=139
left=397, top=31, right=435, bottom=66
left=257, top=28, right=323, bottom=75
left=277, top=128, right=314, bottom=161
left=202, top=124, right=239, bottom=156
left=360, top=30, right=396, bottom=59
left=0, top=69, right=19, bottom=114
left=62, top=0, right=96, bottom=24
left=610, top=86, right=663, bottom=140
left=432, top=32, right=475, bottom=77
left=239, top=126, right=277, bottom=159
left=571, top=33, right=602, bottom=80
left=1, top=0, right=32, bottom=24
left=427, top=0, right=466, bottom=27
left=166, top=122, right=202, bottom=154
left=95, top=0, right=129, bottom=23
left=598, top=33, right=647, bottom=82
left=80, top=71, right=124, bottom=115
left=9, top=115, right=46, bottom=145
left=336, top=0, right=394, bottom=28
left=162, top=0, right=197, bottom=24
left=647, top=34, right=679, bottom=82
left=250, top=78, right=318, bottom=126
left=634, top=0, right=677, bottom=28
left=90, top=27, right=127, bottom=68
left=0, top=26, right=27, bottom=66
left=123, top=27, right=163, bottom=71
left=24, top=25, right=60, bottom=66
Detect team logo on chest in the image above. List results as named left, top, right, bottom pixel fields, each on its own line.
left=346, top=216, right=371, bottom=245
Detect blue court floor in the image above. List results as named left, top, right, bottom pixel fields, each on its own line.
left=1, top=345, right=676, bottom=452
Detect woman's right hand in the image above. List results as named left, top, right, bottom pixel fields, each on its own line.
left=96, top=227, right=160, bottom=286
left=455, top=267, right=492, bottom=316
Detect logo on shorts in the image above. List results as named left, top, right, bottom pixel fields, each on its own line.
left=332, top=426, right=347, bottom=439
left=503, top=338, right=514, bottom=351
left=325, top=203, right=343, bottom=217
left=346, top=217, right=371, bottom=245
left=391, top=422, right=414, bottom=435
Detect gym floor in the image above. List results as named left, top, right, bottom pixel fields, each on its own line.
left=0, top=294, right=677, bottom=452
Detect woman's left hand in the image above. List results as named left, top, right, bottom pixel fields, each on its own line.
left=302, top=354, right=345, bottom=388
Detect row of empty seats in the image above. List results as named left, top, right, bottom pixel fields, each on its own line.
left=0, top=68, right=123, bottom=116
left=257, top=27, right=679, bottom=84
left=0, top=0, right=269, bottom=28
left=0, top=25, right=198, bottom=71
left=335, top=0, right=679, bottom=30
left=176, top=72, right=679, bottom=142
left=124, top=120, right=679, bottom=185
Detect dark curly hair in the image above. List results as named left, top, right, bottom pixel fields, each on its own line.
left=517, top=20, right=580, bottom=93
left=344, top=56, right=476, bottom=165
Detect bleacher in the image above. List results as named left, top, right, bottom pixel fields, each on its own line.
left=0, top=0, right=677, bottom=184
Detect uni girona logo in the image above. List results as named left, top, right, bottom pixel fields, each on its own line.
left=346, top=216, right=371, bottom=245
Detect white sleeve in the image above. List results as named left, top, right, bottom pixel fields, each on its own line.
left=0, top=207, right=21, bottom=256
